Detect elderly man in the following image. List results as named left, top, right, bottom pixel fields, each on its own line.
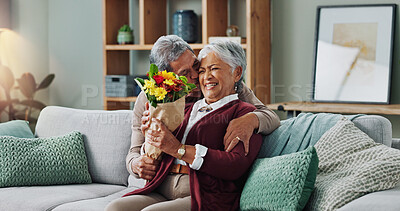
left=126, top=35, right=280, bottom=183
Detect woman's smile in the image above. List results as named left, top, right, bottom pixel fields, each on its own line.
left=204, top=82, right=218, bottom=90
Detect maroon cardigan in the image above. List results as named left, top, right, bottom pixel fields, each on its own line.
left=124, top=99, right=262, bottom=211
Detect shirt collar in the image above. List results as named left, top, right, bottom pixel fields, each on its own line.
left=198, top=94, right=239, bottom=112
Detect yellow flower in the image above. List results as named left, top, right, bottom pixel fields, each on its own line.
left=147, top=87, right=156, bottom=95
left=164, top=79, right=175, bottom=86
left=159, top=70, right=176, bottom=80
left=154, top=87, right=168, bottom=101
left=143, top=80, right=155, bottom=93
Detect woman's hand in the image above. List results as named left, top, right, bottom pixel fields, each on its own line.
left=145, top=118, right=182, bottom=156
left=140, top=102, right=150, bottom=135
left=224, top=113, right=259, bottom=156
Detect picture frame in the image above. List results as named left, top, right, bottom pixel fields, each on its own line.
left=312, top=4, right=396, bottom=104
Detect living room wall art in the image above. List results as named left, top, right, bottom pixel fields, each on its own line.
left=312, top=4, right=396, bottom=104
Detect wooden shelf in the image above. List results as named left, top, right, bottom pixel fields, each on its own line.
left=103, top=0, right=271, bottom=110
left=105, top=43, right=247, bottom=51
left=105, top=96, right=138, bottom=102
left=267, top=101, right=400, bottom=116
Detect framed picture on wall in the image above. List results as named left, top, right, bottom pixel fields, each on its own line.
left=312, top=4, right=396, bottom=104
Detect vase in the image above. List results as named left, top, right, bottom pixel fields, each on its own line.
left=173, top=10, right=198, bottom=43
left=117, top=32, right=133, bottom=44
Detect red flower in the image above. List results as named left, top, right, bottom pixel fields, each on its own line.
left=153, top=75, right=164, bottom=85
left=160, top=83, right=173, bottom=92
left=172, top=79, right=184, bottom=92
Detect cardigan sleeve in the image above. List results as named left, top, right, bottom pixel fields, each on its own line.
left=197, top=103, right=263, bottom=181
left=199, top=133, right=262, bottom=181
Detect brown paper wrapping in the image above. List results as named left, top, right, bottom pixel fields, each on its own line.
left=144, top=97, right=186, bottom=160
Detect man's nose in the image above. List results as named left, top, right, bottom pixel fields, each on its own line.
left=190, top=69, right=198, bottom=79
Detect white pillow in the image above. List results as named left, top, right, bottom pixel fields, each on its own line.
left=306, top=117, right=400, bottom=210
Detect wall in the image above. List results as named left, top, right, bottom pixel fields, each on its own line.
left=0, top=0, right=102, bottom=112
left=271, top=0, right=400, bottom=137
left=48, top=0, right=102, bottom=109
left=0, top=0, right=48, bottom=121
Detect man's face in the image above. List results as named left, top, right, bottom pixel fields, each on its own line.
left=169, top=50, right=201, bottom=98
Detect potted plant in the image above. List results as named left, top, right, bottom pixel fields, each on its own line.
left=117, top=24, right=134, bottom=44
left=0, top=64, right=55, bottom=130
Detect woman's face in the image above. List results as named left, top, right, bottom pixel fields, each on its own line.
left=199, top=52, right=242, bottom=104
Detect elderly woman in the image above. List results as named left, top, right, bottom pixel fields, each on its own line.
left=106, top=40, right=262, bottom=211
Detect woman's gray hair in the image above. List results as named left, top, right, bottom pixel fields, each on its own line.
left=149, top=35, right=194, bottom=72
left=198, top=40, right=246, bottom=92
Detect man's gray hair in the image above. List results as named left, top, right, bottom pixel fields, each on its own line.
left=149, top=35, right=194, bottom=72
left=198, top=40, right=246, bottom=92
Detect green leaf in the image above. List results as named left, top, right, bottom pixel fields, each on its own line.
left=37, top=74, right=55, bottom=90
left=0, top=65, right=14, bottom=91
left=17, top=73, right=37, bottom=98
left=134, top=78, right=145, bottom=91
left=149, top=64, right=159, bottom=78
left=19, top=99, right=46, bottom=110
left=150, top=101, right=157, bottom=108
left=187, top=83, right=197, bottom=90
left=179, top=75, right=188, bottom=84
left=146, top=94, right=157, bottom=108
left=118, top=24, right=133, bottom=32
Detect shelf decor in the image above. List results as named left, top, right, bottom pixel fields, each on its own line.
left=312, top=4, right=396, bottom=104
left=117, top=24, right=134, bottom=44
left=173, top=10, right=198, bottom=43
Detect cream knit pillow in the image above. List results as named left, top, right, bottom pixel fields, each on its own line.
left=306, top=117, right=400, bottom=210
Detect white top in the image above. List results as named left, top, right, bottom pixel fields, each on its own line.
left=175, top=94, right=239, bottom=170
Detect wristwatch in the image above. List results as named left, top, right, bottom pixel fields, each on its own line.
left=177, top=144, right=186, bottom=160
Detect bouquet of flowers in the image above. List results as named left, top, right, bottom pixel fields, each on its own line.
left=135, top=64, right=196, bottom=160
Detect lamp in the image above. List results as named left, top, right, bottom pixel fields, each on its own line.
left=0, top=0, right=11, bottom=30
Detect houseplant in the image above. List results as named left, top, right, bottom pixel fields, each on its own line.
left=117, top=24, right=134, bottom=44
left=0, top=64, right=55, bottom=128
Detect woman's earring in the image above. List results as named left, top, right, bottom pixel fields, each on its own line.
left=234, top=85, right=238, bottom=92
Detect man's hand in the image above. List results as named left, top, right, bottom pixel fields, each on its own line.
left=131, top=155, right=160, bottom=180
left=224, top=113, right=259, bottom=156
left=140, top=102, right=150, bottom=135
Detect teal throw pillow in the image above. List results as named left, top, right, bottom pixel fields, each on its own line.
left=0, top=120, right=34, bottom=138
left=0, top=131, right=92, bottom=187
left=240, top=147, right=319, bottom=211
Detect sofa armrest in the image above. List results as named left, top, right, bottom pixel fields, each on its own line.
left=392, top=138, right=400, bottom=150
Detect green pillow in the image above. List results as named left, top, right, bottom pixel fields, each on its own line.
left=0, top=131, right=92, bottom=187
left=240, top=147, right=319, bottom=211
left=0, top=120, right=34, bottom=138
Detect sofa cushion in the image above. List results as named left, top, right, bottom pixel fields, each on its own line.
left=0, top=120, right=34, bottom=138
left=0, top=183, right=125, bottom=211
left=259, top=113, right=392, bottom=158
left=240, top=147, right=318, bottom=211
left=35, top=106, right=133, bottom=186
left=0, top=131, right=91, bottom=187
left=338, top=183, right=400, bottom=211
left=259, top=113, right=359, bottom=158
left=306, top=117, right=400, bottom=210
left=52, top=186, right=140, bottom=211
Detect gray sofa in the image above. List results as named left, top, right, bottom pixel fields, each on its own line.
left=0, top=106, right=399, bottom=211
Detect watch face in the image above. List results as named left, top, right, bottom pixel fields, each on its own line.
left=178, top=148, right=185, bottom=154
